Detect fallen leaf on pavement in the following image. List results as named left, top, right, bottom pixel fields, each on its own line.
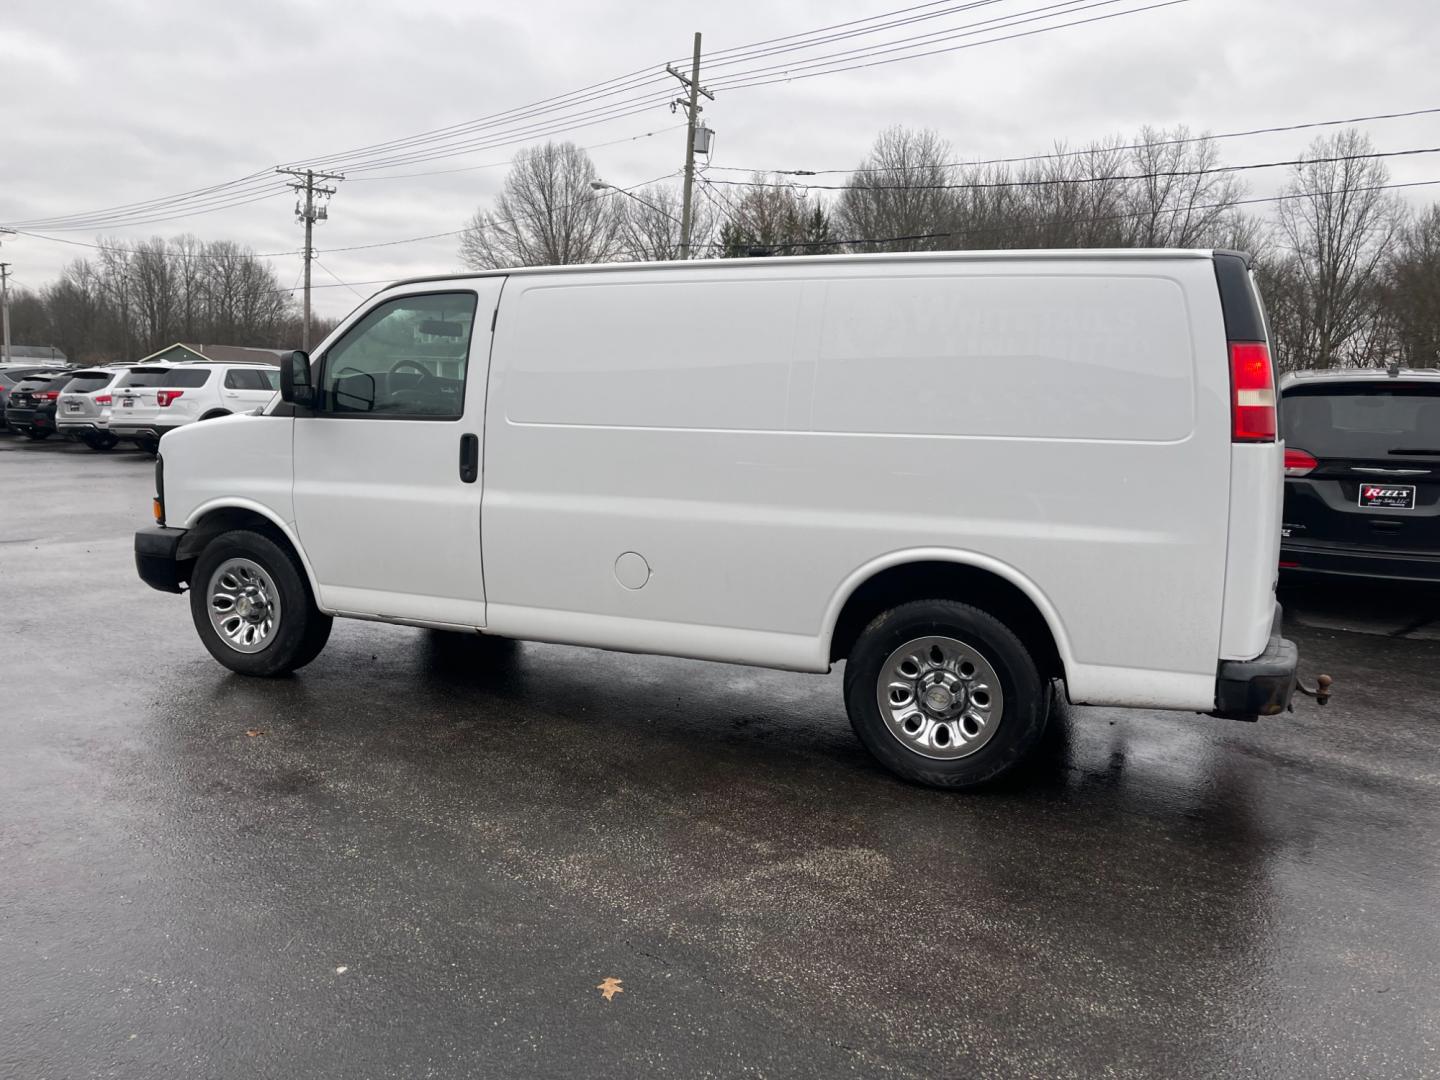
left=245, top=729, right=266, bottom=738
left=596, top=977, right=623, bottom=1002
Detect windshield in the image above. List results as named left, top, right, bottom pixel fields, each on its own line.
left=1283, top=382, right=1440, bottom=458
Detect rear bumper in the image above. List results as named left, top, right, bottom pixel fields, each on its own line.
left=110, top=422, right=180, bottom=440
left=1213, top=605, right=1297, bottom=720
left=135, top=526, right=189, bottom=593
left=57, top=418, right=106, bottom=433
left=1281, top=540, right=1440, bottom=584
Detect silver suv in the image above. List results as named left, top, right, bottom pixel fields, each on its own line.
left=56, top=365, right=144, bottom=451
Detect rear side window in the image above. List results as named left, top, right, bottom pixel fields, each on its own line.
left=224, top=368, right=281, bottom=390
left=120, top=368, right=213, bottom=388
left=1283, top=383, right=1440, bottom=458
left=63, top=372, right=115, bottom=393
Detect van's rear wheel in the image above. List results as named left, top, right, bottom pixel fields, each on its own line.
left=189, top=530, right=332, bottom=677
left=842, top=600, right=1046, bottom=788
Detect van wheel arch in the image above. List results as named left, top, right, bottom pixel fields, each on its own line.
left=176, top=508, right=308, bottom=591
left=198, top=409, right=232, bottom=421
left=828, top=560, right=1065, bottom=682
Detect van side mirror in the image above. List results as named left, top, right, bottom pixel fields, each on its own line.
left=280, top=350, right=317, bottom=408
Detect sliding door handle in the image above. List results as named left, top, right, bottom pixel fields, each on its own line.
left=458, top=433, right=479, bottom=483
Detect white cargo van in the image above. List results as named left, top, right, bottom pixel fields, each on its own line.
left=135, top=250, right=1304, bottom=787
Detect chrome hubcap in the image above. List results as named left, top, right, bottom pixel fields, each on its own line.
left=876, top=635, right=1003, bottom=759
left=207, top=558, right=281, bottom=654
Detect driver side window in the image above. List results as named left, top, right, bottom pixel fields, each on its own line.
left=320, top=292, right=478, bottom=419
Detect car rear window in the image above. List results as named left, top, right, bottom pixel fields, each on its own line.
left=1283, top=382, right=1440, bottom=458
left=63, top=372, right=115, bottom=393
left=119, top=368, right=213, bottom=388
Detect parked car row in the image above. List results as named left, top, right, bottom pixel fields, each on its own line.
left=1, top=360, right=280, bottom=452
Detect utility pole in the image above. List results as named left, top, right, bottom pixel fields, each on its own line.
left=667, top=33, right=713, bottom=259
left=275, top=167, right=343, bottom=350
left=0, top=262, right=11, bottom=365
left=0, top=228, right=13, bottom=364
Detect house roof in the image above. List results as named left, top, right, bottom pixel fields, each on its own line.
left=137, top=343, right=288, bottom=366
left=3, top=345, right=68, bottom=361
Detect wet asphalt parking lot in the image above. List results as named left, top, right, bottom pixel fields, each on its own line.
left=2, top=436, right=1439, bottom=1080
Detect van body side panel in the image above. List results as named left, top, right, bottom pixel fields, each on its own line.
left=481, top=256, right=1232, bottom=710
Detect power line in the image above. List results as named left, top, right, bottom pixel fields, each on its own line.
left=707, top=0, right=1190, bottom=93
left=706, top=0, right=1121, bottom=87
left=320, top=171, right=679, bottom=254
left=349, top=124, right=686, bottom=182
left=695, top=1, right=1016, bottom=72
left=707, top=106, right=1440, bottom=176
left=310, top=258, right=366, bottom=299
left=703, top=146, right=1440, bottom=192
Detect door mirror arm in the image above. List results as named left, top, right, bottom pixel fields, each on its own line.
left=280, top=350, right=319, bottom=410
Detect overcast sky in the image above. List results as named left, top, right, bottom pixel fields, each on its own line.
left=4, top=0, right=1436, bottom=319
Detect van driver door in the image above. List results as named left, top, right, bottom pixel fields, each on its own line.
left=291, top=280, right=505, bottom=627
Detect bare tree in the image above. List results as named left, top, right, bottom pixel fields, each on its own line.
left=718, top=176, right=835, bottom=256
left=837, top=127, right=958, bottom=251
left=459, top=142, right=623, bottom=269
left=1269, top=129, right=1407, bottom=369
left=616, top=181, right=717, bottom=261
left=1121, top=127, right=1247, bottom=247
left=1383, top=205, right=1440, bottom=368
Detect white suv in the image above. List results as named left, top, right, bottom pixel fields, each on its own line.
left=110, top=362, right=280, bottom=453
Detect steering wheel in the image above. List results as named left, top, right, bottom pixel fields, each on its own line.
left=389, top=360, right=430, bottom=379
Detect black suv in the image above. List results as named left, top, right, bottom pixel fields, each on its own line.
left=1280, top=369, right=1440, bottom=582
left=3, top=370, right=73, bottom=440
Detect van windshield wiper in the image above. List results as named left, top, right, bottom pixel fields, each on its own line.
left=1389, top=448, right=1440, bottom=456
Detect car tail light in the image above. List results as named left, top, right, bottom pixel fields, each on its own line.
left=1283, top=448, right=1318, bottom=477
left=96, top=394, right=112, bottom=406
left=1229, top=342, right=1276, bottom=442
left=42, top=390, right=60, bottom=401
left=156, top=390, right=185, bottom=407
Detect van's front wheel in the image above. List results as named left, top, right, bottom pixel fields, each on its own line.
left=843, top=600, right=1046, bottom=788
left=189, top=530, right=332, bottom=677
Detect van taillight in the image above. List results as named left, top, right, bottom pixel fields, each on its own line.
left=1230, top=341, right=1276, bottom=442
left=1284, top=448, right=1317, bottom=477
left=156, top=390, right=184, bottom=407
left=96, top=394, right=112, bottom=406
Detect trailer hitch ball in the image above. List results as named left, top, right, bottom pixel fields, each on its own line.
left=1295, top=673, right=1333, bottom=707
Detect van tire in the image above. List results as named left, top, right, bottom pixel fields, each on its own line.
left=842, top=600, right=1047, bottom=789
left=189, top=529, right=333, bottom=677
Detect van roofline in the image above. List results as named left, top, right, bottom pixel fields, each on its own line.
left=384, top=247, right=1224, bottom=291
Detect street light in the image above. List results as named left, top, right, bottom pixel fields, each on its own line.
left=590, top=180, right=680, bottom=223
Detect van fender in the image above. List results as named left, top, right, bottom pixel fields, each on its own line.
left=820, top=547, right=1076, bottom=674
left=181, top=497, right=324, bottom=605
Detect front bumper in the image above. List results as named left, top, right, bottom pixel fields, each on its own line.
left=1213, top=605, right=1298, bottom=720
left=1281, top=539, right=1440, bottom=584
left=135, top=526, right=189, bottom=593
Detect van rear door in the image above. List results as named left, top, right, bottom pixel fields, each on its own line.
left=1281, top=379, right=1440, bottom=556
